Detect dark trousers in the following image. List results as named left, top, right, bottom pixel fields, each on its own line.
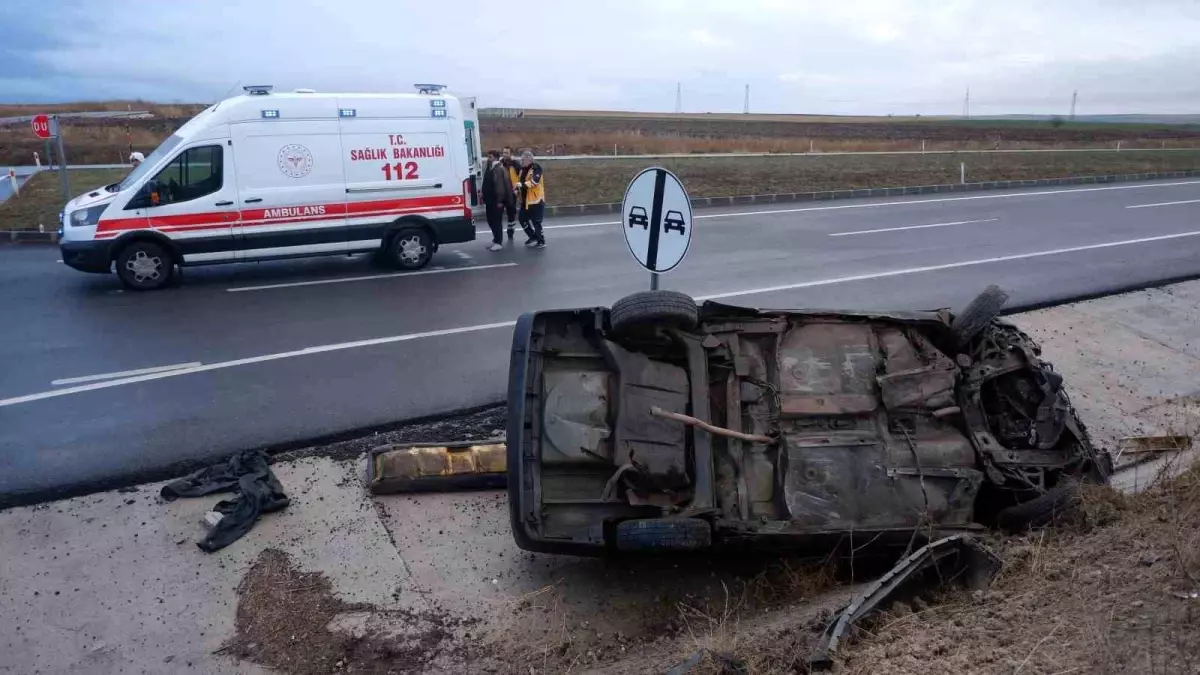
left=505, top=199, right=518, bottom=227
left=525, top=202, right=545, bottom=243
left=484, top=202, right=504, bottom=244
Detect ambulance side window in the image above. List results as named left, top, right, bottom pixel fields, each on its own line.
left=148, top=145, right=223, bottom=206
left=464, top=122, right=478, bottom=167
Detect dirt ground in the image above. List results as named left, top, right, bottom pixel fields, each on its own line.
left=224, top=548, right=483, bottom=675
left=4, top=109, right=1199, bottom=167
left=483, top=115, right=1200, bottom=156
left=215, top=460, right=1200, bottom=675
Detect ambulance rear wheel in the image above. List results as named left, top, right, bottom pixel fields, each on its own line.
left=386, top=228, right=433, bottom=270
left=115, top=240, right=174, bottom=291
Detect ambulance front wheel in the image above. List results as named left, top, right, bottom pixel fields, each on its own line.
left=386, top=228, right=433, bottom=270
left=115, top=240, right=175, bottom=291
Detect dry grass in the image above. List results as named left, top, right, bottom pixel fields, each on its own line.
left=838, top=461, right=1200, bottom=675
left=0, top=168, right=127, bottom=231
left=491, top=556, right=839, bottom=675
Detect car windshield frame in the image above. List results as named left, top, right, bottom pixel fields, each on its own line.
left=117, top=134, right=184, bottom=192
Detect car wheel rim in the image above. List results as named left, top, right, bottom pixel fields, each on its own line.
left=126, top=250, right=162, bottom=283
left=398, top=236, right=427, bottom=264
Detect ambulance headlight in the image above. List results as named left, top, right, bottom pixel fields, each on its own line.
left=69, top=204, right=107, bottom=228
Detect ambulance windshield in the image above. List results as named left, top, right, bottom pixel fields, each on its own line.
left=118, top=134, right=184, bottom=192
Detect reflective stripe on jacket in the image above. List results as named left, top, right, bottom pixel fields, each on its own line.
left=517, top=163, right=545, bottom=207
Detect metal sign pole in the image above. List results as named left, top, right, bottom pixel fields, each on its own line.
left=52, top=116, right=70, bottom=199
left=645, top=170, right=667, bottom=290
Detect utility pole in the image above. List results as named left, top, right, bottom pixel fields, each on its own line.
left=675, top=82, right=682, bottom=113
left=1069, top=90, right=1078, bottom=121
left=963, top=87, right=970, bottom=119
left=743, top=84, right=750, bottom=114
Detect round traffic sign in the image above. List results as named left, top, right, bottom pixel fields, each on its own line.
left=31, top=114, right=52, bottom=139
left=620, top=168, right=692, bottom=274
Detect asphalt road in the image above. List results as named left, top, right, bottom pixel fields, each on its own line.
left=4, top=178, right=1200, bottom=504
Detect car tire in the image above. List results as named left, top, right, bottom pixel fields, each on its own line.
left=115, top=240, right=174, bottom=291
left=952, top=285, right=1010, bottom=348
left=997, top=479, right=1081, bottom=533
left=614, top=518, right=712, bottom=552
left=385, top=228, right=433, bottom=270
left=610, top=290, right=699, bottom=335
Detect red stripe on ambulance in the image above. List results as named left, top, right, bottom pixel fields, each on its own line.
left=94, top=194, right=464, bottom=239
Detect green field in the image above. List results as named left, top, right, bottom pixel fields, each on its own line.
left=545, top=150, right=1200, bottom=205
left=0, top=169, right=126, bottom=231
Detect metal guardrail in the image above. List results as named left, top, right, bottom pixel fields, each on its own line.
left=0, top=112, right=152, bottom=126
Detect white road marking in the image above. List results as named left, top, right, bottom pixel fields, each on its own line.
left=829, top=218, right=999, bottom=237
left=52, top=362, right=202, bottom=386
left=537, top=180, right=1200, bottom=232
left=455, top=251, right=473, bottom=260
left=226, top=262, right=518, bottom=292
left=0, top=321, right=518, bottom=409
left=1126, top=198, right=1200, bottom=210
left=8, top=225, right=1200, bottom=408
left=696, top=227, right=1200, bottom=302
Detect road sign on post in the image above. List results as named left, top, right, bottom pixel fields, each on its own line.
left=31, top=114, right=51, bottom=139
left=621, top=168, right=693, bottom=290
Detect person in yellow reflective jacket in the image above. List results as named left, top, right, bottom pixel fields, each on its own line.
left=516, top=150, right=546, bottom=249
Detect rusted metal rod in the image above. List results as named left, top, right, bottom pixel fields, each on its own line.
left=650, top=406, right=774, bottom=444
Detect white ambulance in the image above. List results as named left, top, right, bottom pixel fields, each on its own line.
left=59, top=85, right=483, bottom=290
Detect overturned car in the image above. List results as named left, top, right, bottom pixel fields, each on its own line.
left=506, top=288, right=1111, bottom=556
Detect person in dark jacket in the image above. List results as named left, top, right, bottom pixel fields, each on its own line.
left=501, top=146, right=523, bottom=240
left=481, top=150, right=513, bottom=251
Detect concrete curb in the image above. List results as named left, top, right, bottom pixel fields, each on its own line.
left=543, top=169, right=1200, bottom=218
left=3, top=230, right=57, bottom=244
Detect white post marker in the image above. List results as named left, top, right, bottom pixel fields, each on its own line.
left=621, top=167, right=693, bottom=290
left=7, top=169, right=17, bottom=198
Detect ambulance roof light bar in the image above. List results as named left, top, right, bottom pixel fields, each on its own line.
left=243, top=85, right=274, bottom=96
left=414, top=84, right=447, bottom=95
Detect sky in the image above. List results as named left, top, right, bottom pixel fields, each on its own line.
left=2, top=0, right=1200, bottom=115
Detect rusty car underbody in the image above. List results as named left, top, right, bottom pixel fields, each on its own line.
left=506, top=289, right=1110, bottom=556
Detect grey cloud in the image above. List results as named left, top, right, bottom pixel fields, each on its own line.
left=3, top=0, right=1199, bottom=114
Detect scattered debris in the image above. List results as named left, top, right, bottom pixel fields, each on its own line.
left=808, top=535, right=1001, bottom=670
left=1115, top=434, right=1192, bottom=464
left=160, top=450, right=288, bottom=552
left=367, top=440, right=507, bottom=494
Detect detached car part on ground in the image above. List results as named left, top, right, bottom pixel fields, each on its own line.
left=506, top=286, right=1112, bottom=556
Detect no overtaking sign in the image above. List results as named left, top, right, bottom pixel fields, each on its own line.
left=621, top=168, right=692, bottom=282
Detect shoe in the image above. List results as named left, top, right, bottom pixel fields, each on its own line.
left=487, top=243, right=503, bottom=252
left=524, top=238, right=538, bottom=247
left=533, top=241, right=547, bottom=250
